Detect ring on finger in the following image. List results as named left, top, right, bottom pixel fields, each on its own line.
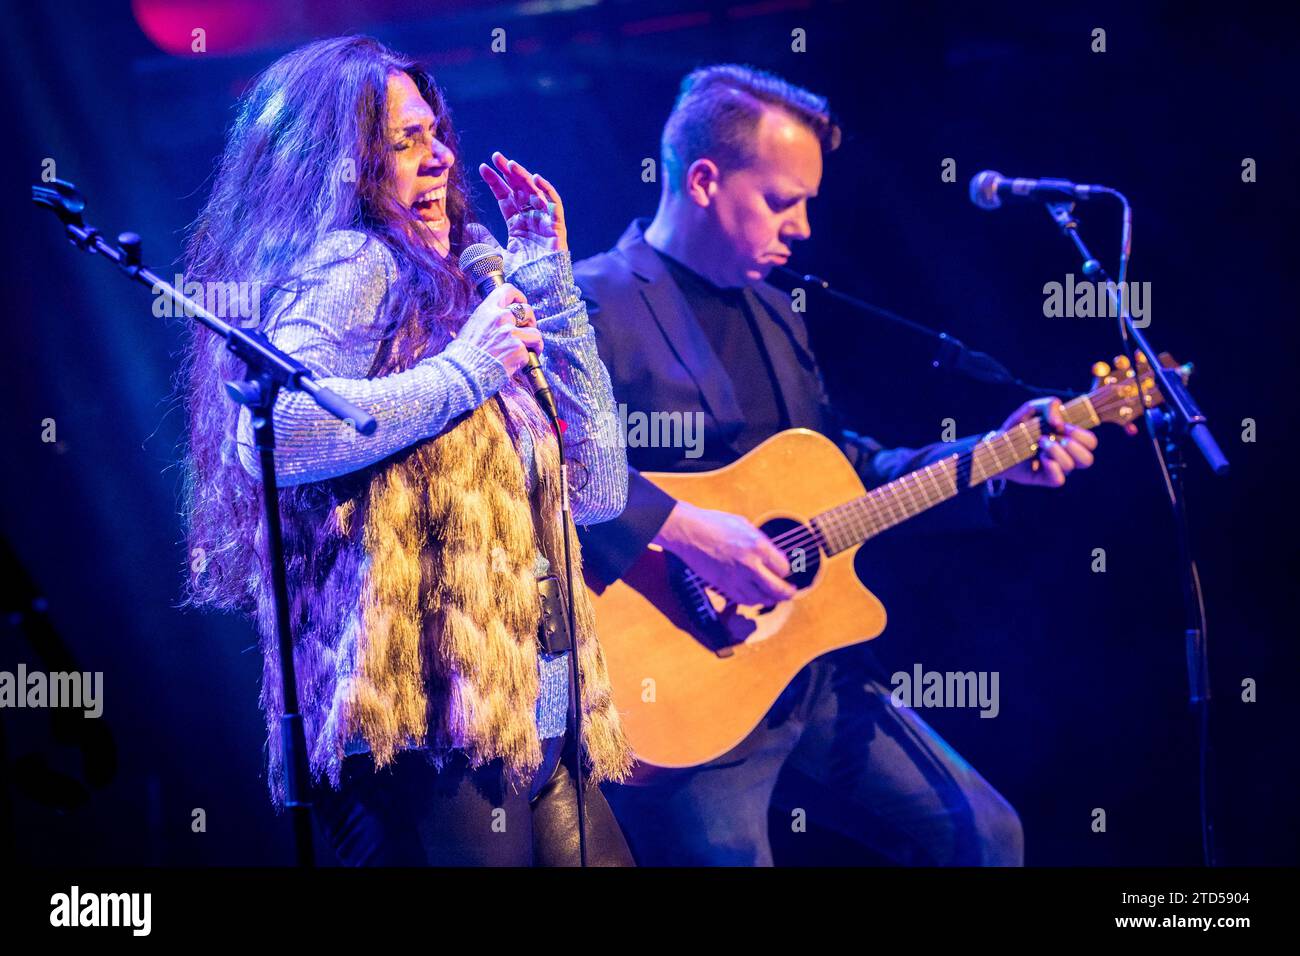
left=510, top=303, right=529, bottom=326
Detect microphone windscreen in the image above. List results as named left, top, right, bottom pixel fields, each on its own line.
left=969, top=170, right=1003, bottom=210
left=459, top=242, right=505, bottom=287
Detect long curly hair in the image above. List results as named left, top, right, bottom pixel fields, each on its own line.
left=180, top=35, right=488, bottom=613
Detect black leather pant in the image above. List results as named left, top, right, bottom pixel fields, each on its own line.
left=312, top=733, right=634, bottom=866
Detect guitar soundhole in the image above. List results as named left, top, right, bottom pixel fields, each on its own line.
left=667, top=519, right=822, bottom=649
left=760, top=517, right=821, bottom=594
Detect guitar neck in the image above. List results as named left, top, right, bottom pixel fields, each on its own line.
left=813, top=395, right=1102, bottom=555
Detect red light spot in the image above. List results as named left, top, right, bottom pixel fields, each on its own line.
left=132, top=0, right=279, bottom=56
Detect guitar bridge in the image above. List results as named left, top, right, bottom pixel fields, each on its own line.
left=665, top=554, right=734, bottom=653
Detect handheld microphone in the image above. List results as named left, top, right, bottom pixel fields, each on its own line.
left=969, top=170, right=1106, bottom=210
left=458, top=238, right=558, bottom=422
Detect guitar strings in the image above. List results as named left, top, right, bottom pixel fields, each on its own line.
left=691, top=389, right=1136, bottom=572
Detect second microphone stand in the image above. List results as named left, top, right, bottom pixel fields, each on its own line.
left=1044, top=195, right=1227, bottom=866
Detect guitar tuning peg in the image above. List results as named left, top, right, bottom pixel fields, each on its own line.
left=1113, top=354, right=1131, bottom=371
left=1134, top=350, right=1149, bottom=365
left=1091, top=361, right=1111, bottom=380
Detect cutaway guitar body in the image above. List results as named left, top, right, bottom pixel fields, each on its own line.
left=588, top=352, right=1183, bottom=779
left=587, top=429, right=886, bottom=777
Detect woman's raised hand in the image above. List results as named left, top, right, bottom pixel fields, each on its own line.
left=478, top=151, right=568, bottom=267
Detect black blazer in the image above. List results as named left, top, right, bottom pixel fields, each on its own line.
left=575, top=219, right=991, bottom=585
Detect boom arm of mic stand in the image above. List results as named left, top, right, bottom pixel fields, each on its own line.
left=33, top=179, right=376, bottom=435
left=775, top=267, right=1073, bottom=395
left=1124, top=316, right=1228, bottom=474
left=1042, top=199, right=1228, bottom=475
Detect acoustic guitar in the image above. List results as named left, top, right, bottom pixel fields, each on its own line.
left=585, top=351, right=1188, bottom=777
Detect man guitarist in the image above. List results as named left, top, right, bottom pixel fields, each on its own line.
left=575, top=64, right=1099, bottom=866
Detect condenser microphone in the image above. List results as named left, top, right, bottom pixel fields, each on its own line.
left=969, top=170, right=1106, bottom=210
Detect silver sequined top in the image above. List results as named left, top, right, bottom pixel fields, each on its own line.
left=235, top=230, right=627, bottom=743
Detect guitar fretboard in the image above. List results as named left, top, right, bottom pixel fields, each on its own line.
left=812, top=395, right=1101, bottom=555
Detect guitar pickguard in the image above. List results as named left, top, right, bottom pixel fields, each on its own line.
left=664, top=516, right=823, bottom=656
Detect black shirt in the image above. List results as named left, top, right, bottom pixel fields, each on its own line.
left=654, top=249, right=791, bottom=457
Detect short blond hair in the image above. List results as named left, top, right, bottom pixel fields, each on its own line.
left=661, top=63, right=841, bottom=190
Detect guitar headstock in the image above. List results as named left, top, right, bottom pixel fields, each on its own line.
left=1087, top=350, right=1192, bottom=427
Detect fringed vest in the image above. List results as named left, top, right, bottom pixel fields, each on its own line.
left=256, top=382, right=632, bottom=806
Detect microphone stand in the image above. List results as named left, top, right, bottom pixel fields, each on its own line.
left=553, top=425, right=588, bottom=867
left=773, top=266, right=1076, bottom=396
left=523, top=353, right=588, bottom=867
left=32, top=179, right=378, bottom=867
left=1042, top=195, right=1228, bottom=867
left=461, top=239, right=589, bottom=866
